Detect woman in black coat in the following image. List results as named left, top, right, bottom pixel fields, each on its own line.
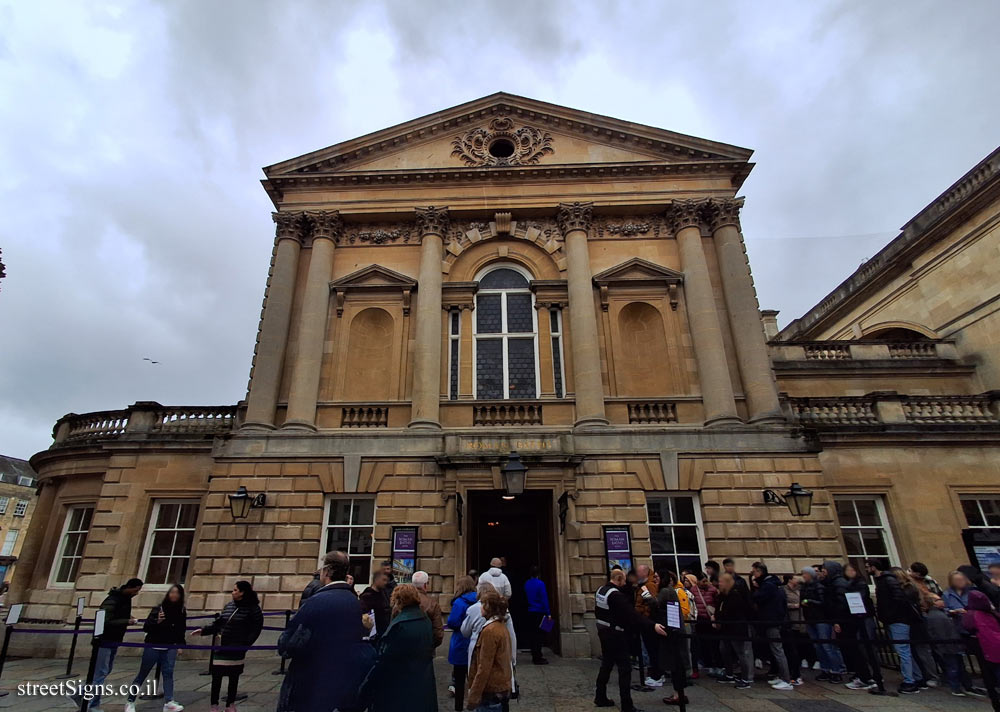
left=715, top=572, right=754, bottom=686
left=193, top=581, right=264, bottom=712
left=124, top=584, right=186, bottom=712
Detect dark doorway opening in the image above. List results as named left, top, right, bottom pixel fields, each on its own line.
left=467, top=489, right=559, bottom=655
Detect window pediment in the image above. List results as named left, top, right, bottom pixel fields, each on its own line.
left=329, top=264, right=416, bottom=317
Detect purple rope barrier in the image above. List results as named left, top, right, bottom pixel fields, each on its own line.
left=108, top=641, right=278, bottom=651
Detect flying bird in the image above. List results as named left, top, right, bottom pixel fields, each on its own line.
left=143, top=357, right=161, bottom=365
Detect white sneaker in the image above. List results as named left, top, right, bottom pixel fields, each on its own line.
left=791, top=678, right=803, bottom=686
left=645, top=676, right=664, bottom=687
left=813, top=661, right=822, bottom=670
left=163, top=702, right=185, bottom=712
left=772, top=680, right=794, bottom=691
left=801, top=660, right=809, bottom=668
left=755, top=658, right=764, bottom=669
left=125, top=703, right=137, bottom=712
left=926, top=680, right=940, bottom=688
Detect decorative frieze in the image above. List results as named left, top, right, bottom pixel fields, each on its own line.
left=451, top=116, right=554, bottom=167
left=556, top=201, right=594, bottom=235
left=342, top=223, right=414, bottom=245
left=593, top=216, right=668, bottom=239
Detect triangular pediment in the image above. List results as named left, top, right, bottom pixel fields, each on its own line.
left=593, top=258, right=684, bottom=285
left=330, top=264, right=416, bottom=290
left=265, top=93, right=752, bottom=177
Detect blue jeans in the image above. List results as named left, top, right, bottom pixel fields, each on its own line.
left=888, top=623, right=919, bottom=684
left=128, top=647, right=177, bottom=701
left=90, top=646, right=118, bottom=708
left=807, top=622, right=845, bottom=673
left=944, top=652, right=972, bottom=692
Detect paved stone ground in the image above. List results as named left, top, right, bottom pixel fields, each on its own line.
left=0, top=651, right=992, bottom=711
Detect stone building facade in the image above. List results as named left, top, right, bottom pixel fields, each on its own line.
left=13, top=95, right=1000, bottom=657
left=0, top=455, right=38, bottom=585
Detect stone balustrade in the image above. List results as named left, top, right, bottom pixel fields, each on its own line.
left=473, top=403, right=543, bottom=426
left=771, top=339, right=958, bottom=363
left=626, top=401, right=679, bottom=424
left=785, top=391, right=1000, bottom=428
left=52, top=401, right=237, bottom=446
left=341, top=406, right=389, bottom=428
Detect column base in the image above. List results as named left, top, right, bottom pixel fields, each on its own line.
left=239, top=421, right=277, bottom=432
left=748, top=410, right=786, bottom=425
left=407, top=419, right=442, bottom=430
left=703, top=414, right=743, bottom=428
left=280, top=419, right=318, bottom=432
left=573, top=416, right=610, bottom=431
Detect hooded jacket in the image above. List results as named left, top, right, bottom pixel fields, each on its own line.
left=820, top=561, right=852, bottom=621
left=800, top=574, right=825, bottom=622
left=964, top=590, right=1000, bottom=663
left=478, top=567, right=512, bottom=599
left=752, top=573, right=787, bottom=624
left=873, top=571, right=920, bottom=625
left=98, top=587, right=134, bottom=643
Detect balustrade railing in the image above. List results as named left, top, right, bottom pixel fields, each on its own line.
left=341, top=406, right=389, bottom=428
left=803, top=343, right=851, bottom=360
left=63, top=411, right=130, bottom=442
left=787, top=392, right=999, bottom=428
left=788, top=398, right=879, bottom=426
left=901, top=395, right=995, bottom=424
left=626, top=401, right=678, bottom=424
left=473, top=403, right=543, bottom=426
left=888, top=342, right=937, bottom=359
left=150, top=406, right=236, bottom=433
left=54, top=402, right=237, bottom=446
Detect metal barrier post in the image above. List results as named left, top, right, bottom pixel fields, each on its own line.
left=274, top=609, right=292, bottom=675
left=140, top=660, right=164, bottom=700
left=0, top=603, right=24, bottom=698
left=56, top=614, right=84, bottom=679
left=201, top=632, right=218, bottom=676
left=80, top=609, right=105, bottom=712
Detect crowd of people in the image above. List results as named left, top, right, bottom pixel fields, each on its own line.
left=593, top=555, right=1000, bottom=711
left=61, top=551, right=1000, bottom=712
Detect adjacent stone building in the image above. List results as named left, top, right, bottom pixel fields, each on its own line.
left=12, top=95, right=1000, bottom=657
left=0, top=455, right=39, bottom=585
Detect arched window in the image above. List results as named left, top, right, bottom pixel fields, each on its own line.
left=474, top=265, right=538, bottom=399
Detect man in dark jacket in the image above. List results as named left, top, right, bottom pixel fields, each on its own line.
left=751, top=562, right=793, bottom=689
left=279, top=550, right=376, bottom=712
left=802, top=566, right=844, bottom=681
left=360, top=569, right=392, bottom=641
left=380, top=560, right=398, bottom=596
left=715, top=572, right=754, bottom=687
left=822, top=561, right=870, bottom=686
left=866, top=558, right=921, bottom=693
left=723, top=558, right=750, bottom=596
left=300, top=571, right=323, bottom=603
left=68, top=578, right=143, bottom=710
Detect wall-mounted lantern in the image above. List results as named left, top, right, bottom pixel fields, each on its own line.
left=762, top=482, right=813, bottom=517
left=228, top=485, right=267, bottom=519
left=501, top=452, right=527, bottom=499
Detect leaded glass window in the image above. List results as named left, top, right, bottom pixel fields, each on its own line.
left=474, top=266, right=539, bottom=399
left=449, top=310, right=460, bottom=400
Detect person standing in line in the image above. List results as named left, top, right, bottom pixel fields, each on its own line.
left=461, top=584, right=517, bottom=711
left=380, top=560, right=398, bottom=596
left=363, top=584, right=437, bottom=712
left=594, top=567, right=667, bottom=711
left=750, top=562, right=794, bottom=691
left=634, top=563, right=663, bottom=687
left=300, top=570, right=323, bottom=604
left=447, top=576, right=479, bottom=710
left=909, top=562, right=943, bottom=596
left=943, top=570, right=988, bottom=697
left=193, top=581, right=264, bottom=712
left=411, top=570, right=444, bottom=648
left=704, top=561, right=721, bottom=586
left=963, top=590, right=1000, bottom=694
left=523, top=566, right=551, bottom=665
left=360, top=569, right=392, bottom=642
left=652, top=569, right=688, bottom=707
left=714, top=572, right=754, bottom=688
left=866, top=559, right=922, bottom=694
left=478, top=558, right=513, bottom=599
left=819, top=561, right=873, bottom=691
left=689, top=572, right=721, bottom=677
left=465, top=590, right=514, bottom=712
left=124, top=583, right=186, bottom=712
left=802, top=565, right=840, bottom=679
left=278, top=550, right=375, bottom=712
left=67, top=578, right=143, bottom=711
left=782, top=575, right=812, bottom=683
left=723, top=558, right=750, bottom=597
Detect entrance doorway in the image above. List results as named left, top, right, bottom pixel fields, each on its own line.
left=467, top=489, right=559, bottom=655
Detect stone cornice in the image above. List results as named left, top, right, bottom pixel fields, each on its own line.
left=556, top=202, right=593, bottom=234
left=261, top=160, right=753, bottom=207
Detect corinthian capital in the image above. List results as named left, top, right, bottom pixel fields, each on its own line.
left=703, top=198, right=744, bottom=232
left=556, top=202, right=594, bottom=235
left=665, top=199, right=708, bottom=233
left=305, top=210, right=344, bottom=243
left=414, top=206, right=450, bottom=237
left=273, top=211, right=306, bottom=243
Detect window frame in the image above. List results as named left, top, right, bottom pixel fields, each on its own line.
left=321, top=495, right=377, bottom=592
left=48, top=504, right=96, bottom=589
left=960, top=496, right=1000, bottom=529
left=550, top=307, right=566, bottom=399
left=137, top=499, right=201, bottom=590
left=13, top=499, right=28, bottom=517
left=834, top=495, right=901, bottom=574
left=448, top=308, right=461, bottom=401
left=472, top=264, right=541, bottom=400
left=0, top=497, right=8, bottom=515
left=645, top=493, right=708, bottom=578
left=1, top=529, right=19, bottom=556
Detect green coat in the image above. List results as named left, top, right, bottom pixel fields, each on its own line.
left=364, top=604, right=437, bottom=712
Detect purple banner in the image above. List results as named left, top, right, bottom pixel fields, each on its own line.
left=393, top=528, right=416, bottom=555
left=605, top=529, right=630, bottom=554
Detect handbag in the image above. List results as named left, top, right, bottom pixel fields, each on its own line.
left=539, top=615, right=555, bottom=633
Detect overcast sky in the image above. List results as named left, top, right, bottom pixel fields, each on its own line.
left=1, top=0, right=998, bottom=459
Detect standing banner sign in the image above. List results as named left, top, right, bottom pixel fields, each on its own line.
left=603, top=526, right=633, bottom=574
left=4, top=604, right=22, bottom=626
left=391, top=527, right=418, bottom=584
left=76, top=597, right=86, bottom=617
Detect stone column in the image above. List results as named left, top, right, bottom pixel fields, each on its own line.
left=669, top=200, right=741, bottom=426
left=557, top=202, right=608, bottom=429
left=243, top=212, right=303, bottom=430
left=409, top=207, right=449, bottom=429
left=282, top=211, right=341, bottom=430
left=9, top=478, right=57, bottom=599
left=708, top=199, right=784, bottom=423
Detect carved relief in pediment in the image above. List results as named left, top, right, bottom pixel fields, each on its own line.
left=451, top=117, right=554, bottom=167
